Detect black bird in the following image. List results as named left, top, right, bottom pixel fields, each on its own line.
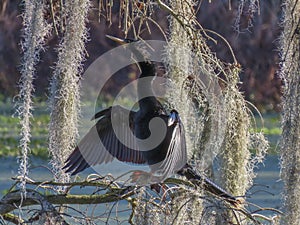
left=63, top=36, right=240, bottom=205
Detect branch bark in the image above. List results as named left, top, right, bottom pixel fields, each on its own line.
left=0, top=188, right=134, bottom=215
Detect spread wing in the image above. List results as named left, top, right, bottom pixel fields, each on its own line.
left=63, top=105, right=146, bottom=175
left=152, top=110, right=187, bottom=179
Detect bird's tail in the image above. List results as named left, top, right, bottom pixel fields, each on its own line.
left=178, top=164, right=243, bottom=207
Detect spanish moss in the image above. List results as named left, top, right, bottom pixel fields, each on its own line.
left=164, top=0, right=205, bottom=222
left=48, top=0, right=89, bottom=189
left=16, top=0, right=50, bottom=196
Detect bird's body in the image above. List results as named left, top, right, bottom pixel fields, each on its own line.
left=63, top=36, right=240, bottom=205
left=63, top=42, right=187, bottom=180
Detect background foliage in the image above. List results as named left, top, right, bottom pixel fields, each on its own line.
left=0, top=0, right=282, bottom=112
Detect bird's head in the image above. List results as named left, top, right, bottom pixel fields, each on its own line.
left=106, top=35, right=152, bottom=64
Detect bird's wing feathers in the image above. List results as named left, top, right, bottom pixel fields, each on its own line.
left=63, top=105, right=146, bottom=175
left=64, top=106, right=187, bottom=178
left=155, top=113, right=187, bottom=178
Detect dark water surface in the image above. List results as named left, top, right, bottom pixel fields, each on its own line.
left=246, top=155, right=283, bottom=216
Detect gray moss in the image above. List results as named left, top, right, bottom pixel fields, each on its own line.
left=48, top=0, right=90, bottom=189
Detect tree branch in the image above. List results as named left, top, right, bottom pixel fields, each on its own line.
left=0, top=187, right=134, bottom=216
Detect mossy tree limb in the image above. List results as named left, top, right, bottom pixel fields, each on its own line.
left=279, top=0, right=300, bottom=224
left=0, top=189, right=134, bottom=215
left=0, top=177, right=280, bottom=224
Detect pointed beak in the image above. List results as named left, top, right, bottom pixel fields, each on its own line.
left=106, top=35, right=127, bottom=45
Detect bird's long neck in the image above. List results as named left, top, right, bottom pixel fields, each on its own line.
left=137, top=61, right=159, bottom=112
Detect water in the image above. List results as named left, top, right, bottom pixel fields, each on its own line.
left=247, top=155, right=283, bottom=216
left=0, top=155, right=283, bottom=222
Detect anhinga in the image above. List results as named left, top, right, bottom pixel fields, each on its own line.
left=63, top=35, right=240, bottom=205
